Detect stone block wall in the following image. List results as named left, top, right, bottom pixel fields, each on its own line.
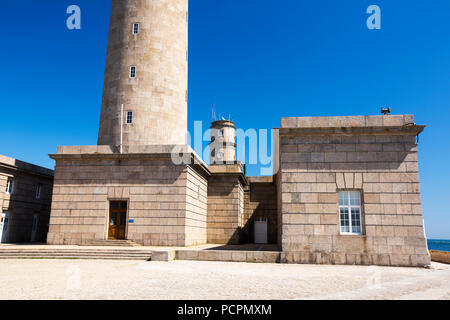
left=207, top=172, right=245, bottom=245
left=243, top=177, right=278, bottom=244
left=47, top=150, right=208, bottom=246
left=185, top=166, right=208, bottom=246
left=0, top=155, right=54, bottom=243
left=278, top=115, right=430, bottom=267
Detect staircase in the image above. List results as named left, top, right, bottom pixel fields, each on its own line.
left=0, top=247, right=152, bottom=261
left=84, top=240, right=142, bottom=247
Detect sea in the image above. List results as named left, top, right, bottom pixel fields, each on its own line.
left=427, top=239, right=450, bottom=252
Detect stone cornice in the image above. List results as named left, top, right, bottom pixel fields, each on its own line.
left=278, top=125, right=425, bottom=137
left=49, top=147, right=211, bottom=177
left=208, top=164, right=248, bottom=186
left=0, top=155, right=54, bottom=178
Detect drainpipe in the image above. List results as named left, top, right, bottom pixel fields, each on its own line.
left=120, top=104, right=123, bottom=154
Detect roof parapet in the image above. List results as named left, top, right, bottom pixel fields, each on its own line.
left=281, top=115, right=416, bottom=129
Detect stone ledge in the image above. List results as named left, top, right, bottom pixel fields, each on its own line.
left=280, top=251, right=431, bottom=267
left=55, top=144, right=193, bottom=156
left=176, top=250, right=281, bottom=263
left=208, top=165, right=248, bottom=186
left=279, top=125, right=425, bottom=137
left=0, top=154, right=54, bottom=177
left=209, top=164, right=243, bottom=174
left=281, top=115, right=416, bottom=129
left=50, top=144, right=210, bottom=175
left=247, top=176, right=274, bottom=184
left=151, top=250, right=176, bottom=262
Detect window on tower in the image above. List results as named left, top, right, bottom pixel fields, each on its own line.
left=126, top=111, right=133, bottom=124
left=130, top=66, right=136, bottom=78
left=133, top=23, right=139, bottom=35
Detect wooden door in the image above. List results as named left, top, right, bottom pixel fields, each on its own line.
left=108, top=201, right=127, bottom=240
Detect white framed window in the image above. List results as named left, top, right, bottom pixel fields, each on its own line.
left=36, top=183, right=42, bottom=199
left=218, top=129, right=224, bottom=137
left=126, top=111, right=133, bottom=124
left=217, top=151, right=224, bottom=160
left=5, top=178, right=14, bottom=194
left=133, top=23, right=139, bottom=35
left=130, top=66, right=136, bottom=78
left=339, top=191, right=363, bottom=235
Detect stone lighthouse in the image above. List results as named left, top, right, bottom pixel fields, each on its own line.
left=209, top=120, right=237, bottom=165
left=47, top=0, right=210, bottom=247
left=98, top=0, right=188, bottom=147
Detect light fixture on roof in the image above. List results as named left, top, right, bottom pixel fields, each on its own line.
left=381, top=107, right=391, bottom=115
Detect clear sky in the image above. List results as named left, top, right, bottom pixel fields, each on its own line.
left=0, top=0, right=449, bottom=239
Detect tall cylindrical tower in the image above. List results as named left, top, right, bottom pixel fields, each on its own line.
left=97, top=0, right=188, bottom=147
left=209, top=120, right=237, bottom=165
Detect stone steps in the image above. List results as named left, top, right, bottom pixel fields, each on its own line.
left=84, top=240, right=142, bottom=247
left=0, top=256, right=151, bottom=260
left=0, top=250, right=152, bottom=255
left=0, top=248, right=152, bottom=261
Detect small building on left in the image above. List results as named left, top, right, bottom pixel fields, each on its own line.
left=0, top=155, right=54, bottom=243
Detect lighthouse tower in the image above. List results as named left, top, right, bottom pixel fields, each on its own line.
left=47, top=0, right=211, bottom=248
left=209, top=120, right=237, bottom=164
left=97, top=0, right=189, bottom=147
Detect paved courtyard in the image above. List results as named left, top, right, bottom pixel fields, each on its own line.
left=0, top=259, right=449, bottom=300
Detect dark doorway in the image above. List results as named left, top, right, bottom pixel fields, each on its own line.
left=108, top=201, right=127, bottom=240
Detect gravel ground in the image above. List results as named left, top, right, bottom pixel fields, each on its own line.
left=0, top=259, right=449, bottom=300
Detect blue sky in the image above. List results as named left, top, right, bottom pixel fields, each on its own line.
left=0, top=0, right=449, bottom=238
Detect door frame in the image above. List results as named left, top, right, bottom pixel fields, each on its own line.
left=106, top=199, right=129, bottom=240
left=1, top=211, right=10, bottom=243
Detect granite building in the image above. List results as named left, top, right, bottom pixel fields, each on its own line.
left=0, top=155, right=54, bottom=243
left=46, top=0, right=430, bottom=267
left=275, top=115, right=430, bottom=267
